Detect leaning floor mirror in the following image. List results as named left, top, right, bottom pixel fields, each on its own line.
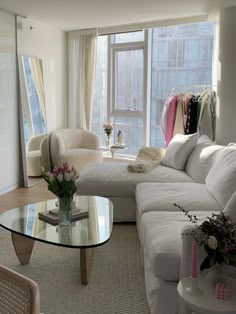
left=18, top=55, right=48, bottom=187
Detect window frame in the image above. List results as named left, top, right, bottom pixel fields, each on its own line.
left=107, top=30, right=150, bottom=147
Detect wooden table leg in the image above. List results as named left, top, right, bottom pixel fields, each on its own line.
left=11, top=233, right=34, bottom=265
left=80, top=248, right=93, bottom=285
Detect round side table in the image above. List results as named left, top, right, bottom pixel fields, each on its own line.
left=99, top=145, right=126, bottom=162
left=177, top=274, right=236, bottom=314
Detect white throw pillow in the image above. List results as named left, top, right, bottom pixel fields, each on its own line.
left=185, top=136, right=223, bottom=183
left=206, top=145, right=236, bottom=208
left=161, top=133, right=199, bottom=170
left=223, top=191, right=236, bottom=221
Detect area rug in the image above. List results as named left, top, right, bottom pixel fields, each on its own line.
left=0, top=224, right=149, bottom=314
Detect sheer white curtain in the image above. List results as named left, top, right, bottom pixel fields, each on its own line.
left=29, top=58, right=46, bottom=123
left=67, top=29, right=98, bottom=130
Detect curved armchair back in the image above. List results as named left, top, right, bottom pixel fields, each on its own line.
left=50, top=128, right=102, bottom=170
left=27, top=133, right=47, bottom=152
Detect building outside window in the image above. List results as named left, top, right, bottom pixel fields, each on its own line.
left=91, top=22, right=215, bottom=156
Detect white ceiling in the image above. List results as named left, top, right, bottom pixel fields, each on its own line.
left=0, top=0, right=235, bottom=31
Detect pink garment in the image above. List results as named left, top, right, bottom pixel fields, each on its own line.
left=165, top=95, right=178, bottom=147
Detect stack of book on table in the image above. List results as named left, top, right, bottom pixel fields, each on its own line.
left=38, top=208, right=89, bottom=225
left=110, top=144, right=126, bottom=149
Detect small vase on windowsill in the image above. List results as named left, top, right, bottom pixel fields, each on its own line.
left=106, top=135, right=111, bottom=148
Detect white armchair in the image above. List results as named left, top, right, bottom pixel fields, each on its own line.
left=50, top=128, right=103, bottom=171
left=26, top=133, right=48, bottom=176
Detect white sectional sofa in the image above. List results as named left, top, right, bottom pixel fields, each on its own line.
left=77, top=134, right=223, bottom=222
left=76, top=134, right=236, bottom=314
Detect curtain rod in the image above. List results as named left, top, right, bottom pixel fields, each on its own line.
left=0, top=7, right=27, bottom=18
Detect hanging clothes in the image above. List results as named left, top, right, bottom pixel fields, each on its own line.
left=198, top=90, right=216, bottom=140
left=185, top=95, right=199, bottom=134
left=161, top=89, right=216, bottom=146
left=173, top=94, right=184, bottom=136
left=160, top=96, right=173, bottom=137
left=182, top=93, right=192, bottom=131
left=165, top=95, right=178, bottom=147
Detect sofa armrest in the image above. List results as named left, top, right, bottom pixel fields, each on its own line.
left=179, top=225, right=207, bottom=280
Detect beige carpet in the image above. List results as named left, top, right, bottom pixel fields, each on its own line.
left=0, top=224, right=149, bottom=314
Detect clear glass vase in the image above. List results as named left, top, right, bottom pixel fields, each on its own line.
left=106, top=135, right=111, bottom=148
left=58, top=196, right=73, bottom=226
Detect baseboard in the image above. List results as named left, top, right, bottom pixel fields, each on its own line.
left=0, top=178, right=24, bottom=196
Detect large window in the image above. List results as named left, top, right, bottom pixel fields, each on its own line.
left=91, top=22, right=215, bottom=155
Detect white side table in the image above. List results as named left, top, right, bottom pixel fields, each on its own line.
left=99, top=145, right=126, bottom=162
left=177, top=274, right=236, bottom=314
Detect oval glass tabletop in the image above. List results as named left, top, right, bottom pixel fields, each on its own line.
left=0, top=195, right=113, bottom=248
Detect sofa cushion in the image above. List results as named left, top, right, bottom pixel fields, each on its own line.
left=206, top=145, right=236, bottom=208
left=136, top=182, right=223, bottom=223
left=161, top=133, right=199, bottom=170
left=140, top=211, right=218, bottom=282
left=77, top=163, right=193, bottom=198
left=185, top=138, right=224, bottom=183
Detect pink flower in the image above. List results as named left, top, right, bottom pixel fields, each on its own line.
left=62, top=162, right=69, bottom=170
left=53, top=167, right=58, bottom=174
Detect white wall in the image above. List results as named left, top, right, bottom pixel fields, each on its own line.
left=216, top=7, right=236, bottom=144
left=0, top=15, right=67, bottom=194
left=0, top=11, right=21, bottom=194
left=17, top=17, right=67, bottom=131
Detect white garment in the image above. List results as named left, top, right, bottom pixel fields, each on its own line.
left=160, top=97, right=171, bottom=136
left=198, top=90, right=216, bottom=141
left=67, top=29, right=98, bottom=130
left=173, top=95, right=184, bottom=135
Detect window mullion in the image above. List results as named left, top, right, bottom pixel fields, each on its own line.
left=107, top=35, right=112, bottom=123
left=143, top=29, right=151, bottom=147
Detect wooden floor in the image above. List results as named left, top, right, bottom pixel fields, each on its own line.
left=0, top=181, right=55, bottom=213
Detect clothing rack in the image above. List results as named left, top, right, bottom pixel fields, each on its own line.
left=171, top=84, right=216, bottom=96
left=162, top=87, right=216, bottom=147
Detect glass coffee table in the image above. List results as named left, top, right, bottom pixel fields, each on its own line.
left=0, top=195, right=113, bottom=285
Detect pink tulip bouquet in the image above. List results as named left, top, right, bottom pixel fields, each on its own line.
left=41, top=163, right=79, bottom=198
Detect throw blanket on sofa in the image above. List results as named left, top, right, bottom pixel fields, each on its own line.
left=127, top=146, right=166, bottom=173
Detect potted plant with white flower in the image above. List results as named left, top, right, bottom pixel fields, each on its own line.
left=41, top=163, right=79, bottom=225
left=174, top=203, right=236, bottom=281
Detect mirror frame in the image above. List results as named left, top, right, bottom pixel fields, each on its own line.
left=18, top=55, right=47, bottom=188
